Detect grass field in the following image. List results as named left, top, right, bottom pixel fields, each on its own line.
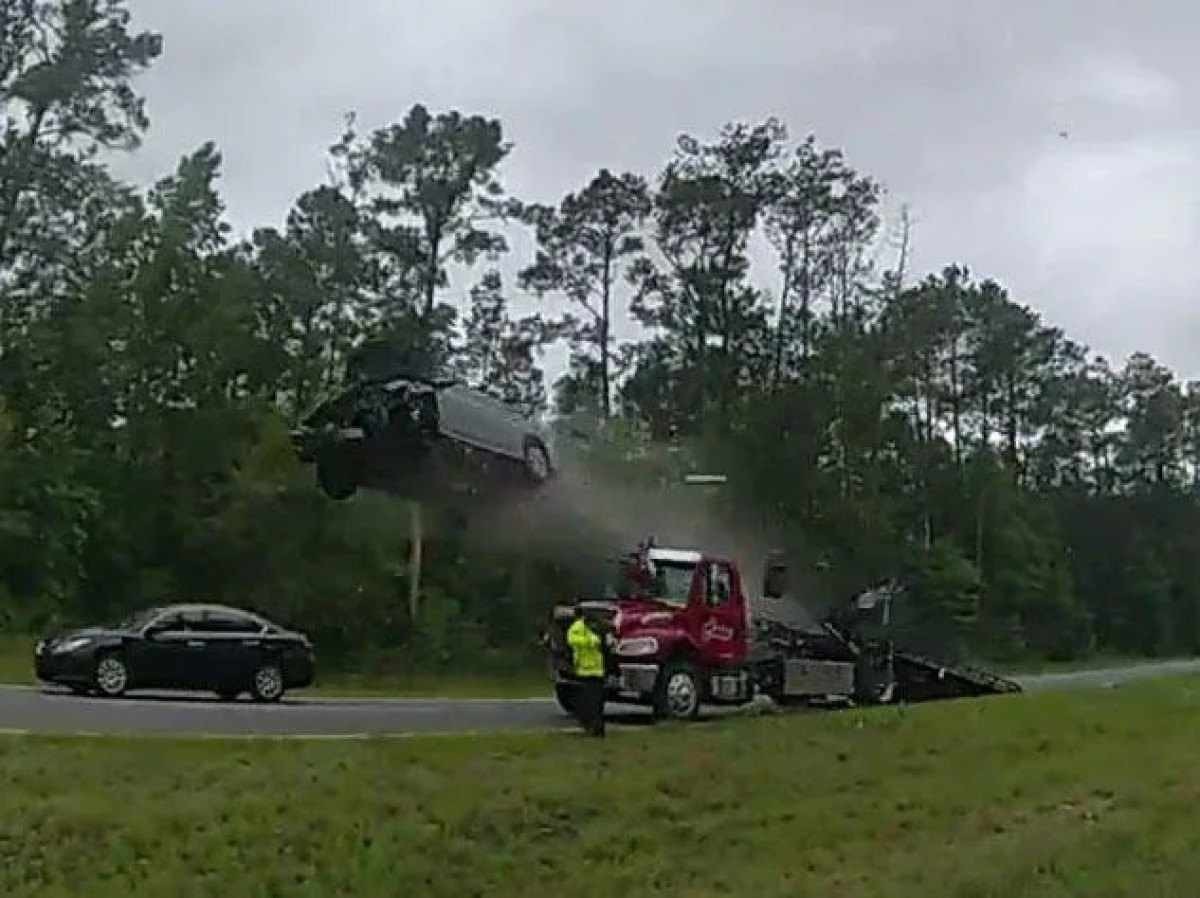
left=4, top=675, right=1200, bottom=897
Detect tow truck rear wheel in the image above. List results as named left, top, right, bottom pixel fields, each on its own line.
left=654, top=662, right=701, bottom=721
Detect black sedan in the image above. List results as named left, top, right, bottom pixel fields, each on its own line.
left=34, top=603, right=315, bottom=701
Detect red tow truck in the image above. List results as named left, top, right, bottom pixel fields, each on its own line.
left=543, top=539, right=1021, bottom=721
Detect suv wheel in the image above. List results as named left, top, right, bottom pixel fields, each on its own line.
left=523, top=439, right=552, bottom=484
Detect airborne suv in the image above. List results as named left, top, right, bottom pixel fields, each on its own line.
left=290, top=346, right=556, bottom=501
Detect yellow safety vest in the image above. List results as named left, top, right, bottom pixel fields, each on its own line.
left=567, top=618, right=604, bottom=678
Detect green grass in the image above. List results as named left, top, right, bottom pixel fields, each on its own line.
left=5, top=676, right=1200, bottom=896
left=0, top=634, right=31, bottom=684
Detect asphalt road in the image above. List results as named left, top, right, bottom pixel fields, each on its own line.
left=2, top=658, right=1199, bottom=738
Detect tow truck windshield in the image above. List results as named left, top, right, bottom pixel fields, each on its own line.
left=650, top=561, right=696, bottom=607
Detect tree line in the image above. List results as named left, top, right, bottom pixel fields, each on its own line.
left=0, top=1, right=1195, bottom=672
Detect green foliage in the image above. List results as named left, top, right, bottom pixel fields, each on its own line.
left=1, top=14, right=1199, bottom=672
left=519, top=168, right=651, bottom=417
left=893, top=539, right=981, bottom=661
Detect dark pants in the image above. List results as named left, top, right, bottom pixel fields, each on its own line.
left=575, top=676, right=606, bottom=737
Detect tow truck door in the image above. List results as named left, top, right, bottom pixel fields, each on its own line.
left=695, top=560, right=748, bottom=666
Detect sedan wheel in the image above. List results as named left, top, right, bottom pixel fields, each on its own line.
left=251, top=663, right=285, bottom=702
left=94, top=654, right=129, bottom=698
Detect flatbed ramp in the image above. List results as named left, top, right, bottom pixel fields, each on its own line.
left=893, top=650, right=1023, bottom=701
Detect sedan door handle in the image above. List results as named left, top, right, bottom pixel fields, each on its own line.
left=187, top=640, right=205, bottom=648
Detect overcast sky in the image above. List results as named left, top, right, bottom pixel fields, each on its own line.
left=115, top=1, right=1200, bottom=381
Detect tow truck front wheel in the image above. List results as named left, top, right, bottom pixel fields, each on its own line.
left=654, top=662, right=701, bottom=721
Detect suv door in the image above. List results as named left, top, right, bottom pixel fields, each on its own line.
left=199, top=610, right=264, bottom=690
left=473, top=390, right=529, bottom=457
left=438, top=386, right=516, bottom=457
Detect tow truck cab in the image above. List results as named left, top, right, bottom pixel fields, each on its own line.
left=548, top=544, right=758, bottom=719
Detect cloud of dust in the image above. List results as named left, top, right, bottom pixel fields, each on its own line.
left=455, top=446, right=833, bottom=626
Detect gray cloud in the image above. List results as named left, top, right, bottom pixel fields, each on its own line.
left=115, top=0, right=1200, bottom=380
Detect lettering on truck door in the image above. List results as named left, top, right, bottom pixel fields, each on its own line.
left=700, top=561, right=742, bottom=663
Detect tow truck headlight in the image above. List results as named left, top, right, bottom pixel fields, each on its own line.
left=616, top=636, right=659, bottom=657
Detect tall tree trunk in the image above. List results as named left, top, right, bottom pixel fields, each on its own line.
left=975, top=477, right=986, bottom=566
left=408, top=501, right=423, bottom=623
left=0, top=104, right=48, bottom=270
left=950, top=334, right=963, bottom=471
left=1004, top=374, right=1019, bottom=481
left=600, top=239, right=612, bottom=417
left=771, top=231, right=797, bottom=389
left=799, top=234, right=812, bottom=370
left=423, top=223, right=443, bottom=322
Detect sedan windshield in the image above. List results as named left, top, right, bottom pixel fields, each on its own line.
left=112, top=607, right=162, bottom=631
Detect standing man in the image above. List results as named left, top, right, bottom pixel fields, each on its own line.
left=566, top=606, right=608, bottom=737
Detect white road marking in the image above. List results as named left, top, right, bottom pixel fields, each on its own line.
left=0, top=726, right=580, bottom=742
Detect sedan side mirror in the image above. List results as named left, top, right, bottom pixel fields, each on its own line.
left=144, top=624, right=167, bottom=640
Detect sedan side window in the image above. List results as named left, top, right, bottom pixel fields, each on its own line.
left=145, top=612, right=201, bottom=635
left=152, top=613, right=183, bottom=632
left=175, top=612, right=205, bottom=631
left=203, top=612, right=259, bottom=634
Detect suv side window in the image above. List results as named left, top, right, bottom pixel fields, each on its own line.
left=707, top=563, right=733, bottom=607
